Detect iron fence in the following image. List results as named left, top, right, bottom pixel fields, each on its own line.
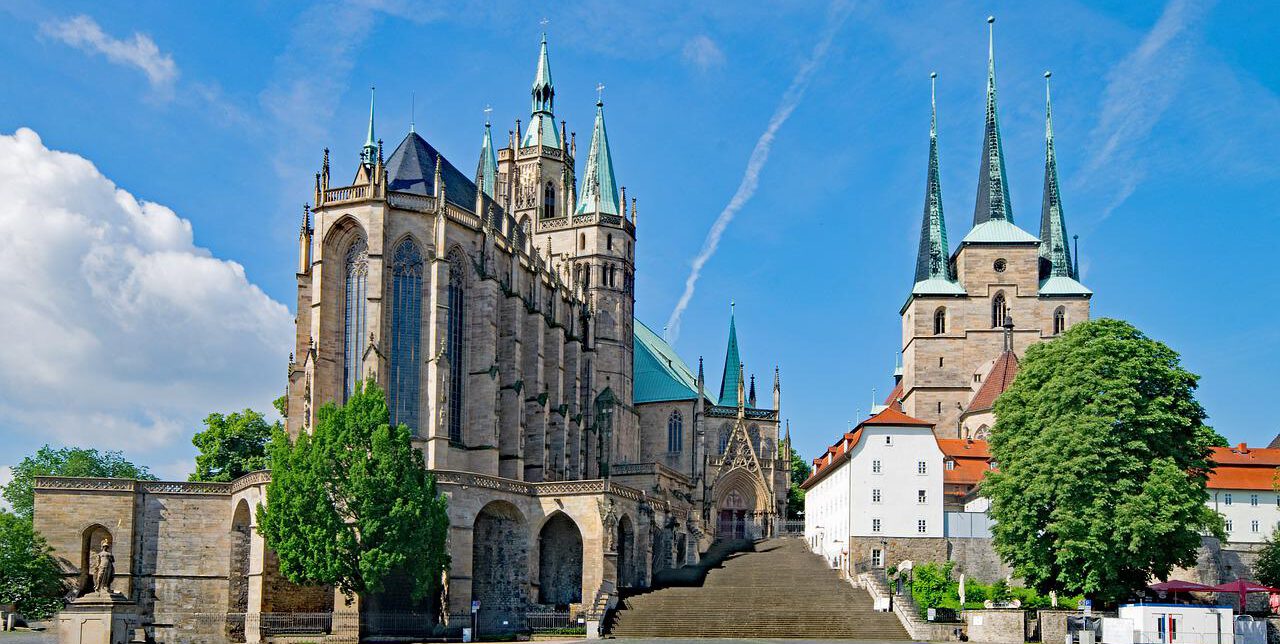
left=525, top=610, right=584, bottom=634
left=779, top=519, right=806, bottom=535
left=258, top=612, right=332, bottom=636
left=361, top=611, right=438, bottom=637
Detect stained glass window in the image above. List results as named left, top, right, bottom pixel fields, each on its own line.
left=343, top=237, right=369, bottom=401
left=447, top=251, right=466, bottom=443
left=389, top=239, right=423, bottom=433
left=667, top=411, right=683, bottom=453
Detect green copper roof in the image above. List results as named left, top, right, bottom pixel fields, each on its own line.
left=532, top=35, right=554, bottom=103
left=519, top=34, right=559, bottom=150
left=717, top=307, right=742, bottom=407
left=361, top=87, right=377, bottom=166
left=574, top=101, right=621, bottom=215
left=973, top=18, right=1014, bottom=227
left=912, top=277, right=967, bottom=296
left=914, top=73, right=962, bottom=295
left=634, top=319, right=700, bottom=403
left=961, top=218, right=1040, bottom=244
left=477, top=121, right=498, bottom=198
left=1038, top=73, right=1076, bottom=280
left=521, top=113, right=562, bottom=149
left=1039, top=275, right=1092, bottom=296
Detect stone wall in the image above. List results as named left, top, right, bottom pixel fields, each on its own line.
left=948, top=537, right=1011, bottom=582
left=848, top=536, right=948, bottom=570
left=963, top=609, right=1028, bottom=644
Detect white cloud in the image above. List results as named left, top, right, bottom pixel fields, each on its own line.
left=683, top=35, right=726, bottom=71
left=41, top=15, right=179, bottom=95
left=0, top=128, right=292, bottom=454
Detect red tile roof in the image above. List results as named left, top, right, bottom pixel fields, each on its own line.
left=938, top=439, right=993, bottom=486
left=937, top=438, right=992, bottom=459
left=884, top=381, right=904, bottom=412
left=1207, top=445, right=1280, bottom=491
left=862, top=407, right=933, bottom=427
left=968, top=351, right=1019, bottom=411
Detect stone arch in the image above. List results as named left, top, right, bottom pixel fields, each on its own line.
left=536, top=512, right=582, bottom=607
left=974, top=424, right=991, bottom=440
left=79, top=524, right=112, bottom=595
left=320, top=214, right=366, bottom=250
left=227, top=501, right=251, bottom=641
left=714, top=468, right=770, bottom=541
left=616, top=514, right=636, bottom=589
left=472, top=500, right=529, bottom=633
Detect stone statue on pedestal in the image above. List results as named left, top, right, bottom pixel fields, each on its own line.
left=90, top=543, right=115, bottom=596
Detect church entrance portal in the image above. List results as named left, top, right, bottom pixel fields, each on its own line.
left=717, top=490, right=749, bottom=540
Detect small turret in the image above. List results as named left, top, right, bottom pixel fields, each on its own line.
left=360, top=87, right=378, bottom=166
left=297, top=204, right=312, bottom=274
left=773, top=367, right=781, bottom=411
left=477, top=118, right=498, bottom=199
left=575, top=98, right=621, bottom=216
left=748, top=375, right=757, bottom=408
left=521, top=35, right=562, bottom=148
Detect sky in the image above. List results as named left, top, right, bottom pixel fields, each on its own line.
left=0, top=0, right=1277, bottom=486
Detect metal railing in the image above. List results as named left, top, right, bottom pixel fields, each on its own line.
left=258, top=612, right=332, bottom=636
left=362, top=611, right=438, bottom=637
left=525, top=610, right=585, bottom=634
left=779, top=519, right=806, bottom=534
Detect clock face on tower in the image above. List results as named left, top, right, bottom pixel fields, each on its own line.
left=993, top=258, right=1007, bottom=273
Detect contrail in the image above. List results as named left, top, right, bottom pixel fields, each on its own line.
left=664, top=2, right=853, bottom=343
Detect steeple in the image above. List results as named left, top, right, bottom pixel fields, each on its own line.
left=574, top=99, right=621, bottom=216
left=773, top=366, right=781, bottom=411
left=1039, top=72, right=1073, bottom=279
left=717, top=303, right=742, bottom=407
left=521, top=34, right=562, bottom=148
left=361, top=87, right=377, bottom=166
left=477, top=118, right=498, bottom=199
left=973, top=17, right=1014, bottom=227
left=748, top=375, right=757, bottom=408
left=913, top=72, right=964, bottom=295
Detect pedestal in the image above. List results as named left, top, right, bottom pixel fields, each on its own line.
left=58, top=594, right=137, bottom=644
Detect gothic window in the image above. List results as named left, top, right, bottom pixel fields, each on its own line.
left=607, top=234, right=613, bottom=250
left=389, top=239, right=424, bottom=432
left=992, top=291, right=1008, bottom=328
left=718, top=426, right=730, bottom=454
left=342, top=237, right=369, bottom=401
left=447, top=251, right=467, bottom=443
left=667, top=411, right=683, bottom=453
left=543, top=182, right=556, bottom=219
left=1053, top=306, right=1066, bottom=335
left=600, top=265, right=607, bottom=285
left=579, top=233, right=586, bottom=250
left=933, top=307, right=947, bottom=335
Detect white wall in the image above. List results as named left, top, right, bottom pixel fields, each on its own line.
left=852, top=425, right=945, bottom=538
left=1209, top=489, right=1280, bottom=544
left=804, top=453, right=850, bottom=567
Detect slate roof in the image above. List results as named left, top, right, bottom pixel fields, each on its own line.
left=385, top=132, right=478, bottom=209
left=967, top=350, right=1019, bottom=412
left=633, top=318, right=701, bottom=404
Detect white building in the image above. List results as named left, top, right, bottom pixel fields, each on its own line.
left=1206, top=444, right=1280, bottom=544
left=802, top=408, right=944, bottom=570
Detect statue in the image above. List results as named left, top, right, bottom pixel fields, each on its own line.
left=90, top=542, right=115, bottom=596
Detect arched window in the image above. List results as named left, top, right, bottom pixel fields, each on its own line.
left=667, top=411, right=683, bottom=453
left=389, top=239, right=423, bottom=433
left=607, top=234, right=613, bottom=250
left=579, top=233, right=586, bottom=250
left=933, top=307, right=947, bottom=335
left=447, top=251, right=467, bottom=442
left=543, top=182, right=556, bottom=219
left=1053, top=306, right=1066, bottom=335
left=991, top=292, right=1008, bottom=328
left=718, top=426, right=730, bottom=454
left=343, top=237, right=369, bottom=401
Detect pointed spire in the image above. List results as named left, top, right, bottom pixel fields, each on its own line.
left=574, top=98, right=621, bottom=216
left=718, top=302, right=742, bottom=407
left=973, top=17, right=1014, bottom=226
left=736, top=362, right=746, bottom=415
left=522, top=34, right=561, bottom=148
left=914, top=71, right=958, bottom=287
left=361, top=87, right=378, bottom=166
left=1039, top=71, right=1074, bottom=279
left=477, top=117, right=498, bottom=199
left=748, top=375, right=757, bottom=408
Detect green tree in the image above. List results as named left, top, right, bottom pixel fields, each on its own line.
left=273, top=394, right=288, bottom=419
left=983, top=318, right=1225, bottom=605
left=257, top=380, right=450, bottom=602
left=1254, top=527, right=1280, bottom=587
left=3, top=447, right=155, bottom=520
left=190, top=409, right=277, bottom=482
left=786, top=444, right=812, bottom=520
left=0, top=510, right=68, bottom=618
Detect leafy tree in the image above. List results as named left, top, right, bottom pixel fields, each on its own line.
left=910, top=561, right=954, bottom=612
left=0, top=510, right=68, bottom=618
left=257, top=380, right=449, bottom=602
left=3, top=447, right=155, bottom=520
left=1254, top=527, right=1280, bottom=587
left=190, top=409, right=277, bottom=482
left=273, top=394, right=288, bottom=419
left=983, top=318, right=1225, bottom=605
left=786, top=445, right=812, bottom=520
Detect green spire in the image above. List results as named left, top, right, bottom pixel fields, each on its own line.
left=718, top=303, right=742, bottom=407
left=361, top=86, right=377, bottom=166
left=973, top=17, right=1014, bottom=226
left=915, top=72, right=955, bottom=285
left=574, top=99, right=621, bottom=216
left=477, top=118, right=498, bottom=199
left=521, top=34, right=562, bottom=149
left=1039, top=72, right=1074, bottom=278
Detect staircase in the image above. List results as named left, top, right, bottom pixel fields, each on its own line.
left=609, top=538, right=911, bottom=639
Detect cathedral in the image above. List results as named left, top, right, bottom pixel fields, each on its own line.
left=32, top=35, right=789, bottom=642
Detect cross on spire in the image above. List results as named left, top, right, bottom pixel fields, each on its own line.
left=596, top=82, right=606, bottom=104
left=483, top=104, right=493, bottom=125
left=540, top=17, right=550, bottom=29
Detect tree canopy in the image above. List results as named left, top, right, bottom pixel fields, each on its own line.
left=786, top=444, right=812, bottom=520
left=257, top=380, right=449, bottom=602
left=982, top=318, right=1224, bottom=605
left=0, top=510, right=68, bottom=618
left=190, top=409, right=277, bottom=482
left=3, top=447, right=155, bottom=520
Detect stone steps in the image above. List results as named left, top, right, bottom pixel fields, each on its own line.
left=608, top=538, right=910, bottom=639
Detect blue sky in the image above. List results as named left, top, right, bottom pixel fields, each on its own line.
left=0, top=0, right=1276, bottom=484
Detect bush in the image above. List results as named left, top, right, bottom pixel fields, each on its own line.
left=910, top=562, right=955, bottom=615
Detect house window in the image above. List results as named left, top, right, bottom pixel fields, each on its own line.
left=945, top=460, right=955, bottom=470
left=1252, top=494, right=1260, bottom=506
left=917, top=461, right=927, bottom=475
left=872, top=459, right=882, bottom=474
left=1053, top=306, right=1066, bottom=335
left=872, top=518, right=881, bottom=533
left=918, top=490, right=927, bottom=504
left=1226, top=519, right=1233, bottom=532
left=871, top=549, right=883, bottom=567
left=933, top=307, right=946, bottom=335
left=1253, top=520, right=1261, bottom=533
left=885, top=436, right=892, bottom=446
left=974, top=374, right=982, bottom=383
left=1225, top=493, right=1233, bottom=506
left=992, top=292, right=1008, bottom=328
left=917, top=519, right=927, bottom=533
left=872, top=489, right=882, bottom=503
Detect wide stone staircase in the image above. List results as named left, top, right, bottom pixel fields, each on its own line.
left=608, top=538, right=911, bottom=639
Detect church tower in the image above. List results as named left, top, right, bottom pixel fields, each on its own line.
left=898, top=19, right=1091, bottom=436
